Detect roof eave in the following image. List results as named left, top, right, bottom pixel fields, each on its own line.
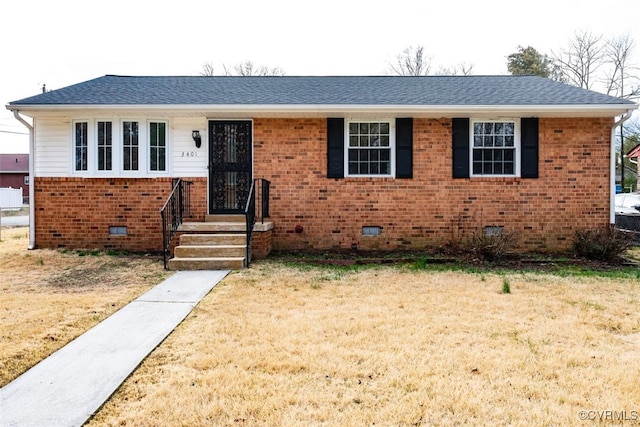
left=6, top=103, right=637, bottom=118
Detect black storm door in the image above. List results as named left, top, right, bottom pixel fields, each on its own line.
left=208, top=120, right=253, bottom=213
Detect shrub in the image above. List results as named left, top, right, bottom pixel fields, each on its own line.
left=502, top=277, right=511, bottom=294
left=572, top=226, right=633, bottom=262
left=465, top=230, right=518, bottom=262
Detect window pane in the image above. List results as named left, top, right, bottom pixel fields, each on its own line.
left=380, top=162, right=389, bottom=175
left=495, top=136, right=504, bottom=147
left=349, top=123, right=359, bottom=134
left=348, top=150, right=358, bottom=161
left=504, top=162, right=514, bottom=174
left=380, top=135, right=389, bottom=146
left=484, top=123, right=493, bottom=134
left=505, top=135, right=514, bottom=147
left=359, top=123, right=369, bottom=134
left=349, top=136, right=358, bottom=147
left=158, top=148, right=166, bottom=171
left=504, top=122, right=514, bottom=134
left=380, top=122, right=389, bottom=134
left=505, top=149, right=514, bottom=161
left=484, top=136, right=493, bottom=147
left=474, top=123, right=483, bottom=134
left=360, top=136, right=369, bottom=147
left=349, top=163, right=358, bottom=175
left=370, top=123, right=379, bottom=134
left=380, top=150, right=390, bottom=161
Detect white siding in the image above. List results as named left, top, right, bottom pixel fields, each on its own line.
left=34, top=118, right=70, bottom=177
left=171, top=118, right=208, bottom=177
left=32, top=114, right=214, bottom=178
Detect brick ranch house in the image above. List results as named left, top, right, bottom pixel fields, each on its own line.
left=6, top=75, right=637, bottom=268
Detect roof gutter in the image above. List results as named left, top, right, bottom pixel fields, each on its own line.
left=12, top=110, right=35, bottom=250
left=610, top=109, right=635, bottom=224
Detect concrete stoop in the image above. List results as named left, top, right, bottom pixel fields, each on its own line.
left=169, top=215, right=248, bottom=270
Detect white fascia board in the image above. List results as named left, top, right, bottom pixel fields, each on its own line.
left=7, top=103, right=638, bottom=118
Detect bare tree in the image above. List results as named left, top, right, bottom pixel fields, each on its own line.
left=553, top=31, right=605, bottom=89
left=200, top=62, right=216, bottom=76
left=389, top=45, right=432, bottom=76
left=224, top=61, right=285, bottom=77
left=603, top=34, right=640, bottom=100
left=435, top=62, right=475, bottom=76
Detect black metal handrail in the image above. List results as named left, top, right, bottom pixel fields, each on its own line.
left=160, top=179, right=192, bottom=269
left=244, top=180, right=257, bottom=266
left=243, top=178, right=271, bottom=267
left=260, top=178, right=271, bottom=223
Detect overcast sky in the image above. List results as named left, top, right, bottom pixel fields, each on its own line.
left=1, top=0, right=639, bottom=153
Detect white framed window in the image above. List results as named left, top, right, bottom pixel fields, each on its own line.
left=346, top=120, right=395, bottom=177
left=148, top=121, right=167, bottom=172
left=73, top=121, right=89, bottom=172
left=70, top=118, right=170, bottom=176
left=122, top=120, right=139, bottom=171
left=97, top=120, right=113, bottom=172
left=470, top=119, right=520, bottom=177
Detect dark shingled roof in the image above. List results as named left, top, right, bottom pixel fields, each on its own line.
left=8, top=75, right=635, bottom=107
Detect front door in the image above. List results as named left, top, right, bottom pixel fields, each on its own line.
left=208, top=120, right=253, bottom=214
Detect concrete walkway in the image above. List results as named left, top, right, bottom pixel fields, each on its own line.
left=0, top=270, right=228, bottom=427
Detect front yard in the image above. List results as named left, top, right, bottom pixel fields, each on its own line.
left=2, top=227, right=639, bottom=425
left=90, top=261, right=640, bottom=426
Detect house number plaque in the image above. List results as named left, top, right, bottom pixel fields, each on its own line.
left=181, top=151, right=198, bottom=157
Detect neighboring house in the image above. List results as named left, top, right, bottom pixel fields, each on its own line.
left=628, top=144, right=640, bottom=191
left=0, top=153, right=29, bottom=204
left=5, top=75, right=637, bottom=267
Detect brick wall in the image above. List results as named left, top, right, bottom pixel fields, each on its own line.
left=34, top=177, right=207, bottom=252
left=253, top=117, right=613, bottom=253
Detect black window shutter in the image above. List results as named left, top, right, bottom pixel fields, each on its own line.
left=327, top=118, right=344, bottom=178
left=396, top=118, right=413, bottom=178
left=521, top=118, right=539, bottom=178
left=452, top=118, right=470, bottom=178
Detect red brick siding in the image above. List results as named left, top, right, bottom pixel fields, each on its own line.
left=253, top=117, right=612, bottom=252
left=252, top=230, right=272, bottom=259
left=34, top=177, right=208, bottom=251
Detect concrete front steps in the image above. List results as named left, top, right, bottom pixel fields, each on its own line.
left=168, top=215, right=248, bottom=270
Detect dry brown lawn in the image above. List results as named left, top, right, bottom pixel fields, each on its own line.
left=88, top=259, right=640, bottom=426
left=0, top=226, right=170, bottom=386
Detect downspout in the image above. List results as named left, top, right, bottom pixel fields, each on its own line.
left=610, top=109, right=634, bottom=224
left=12, top=110, right=35, bottom=249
